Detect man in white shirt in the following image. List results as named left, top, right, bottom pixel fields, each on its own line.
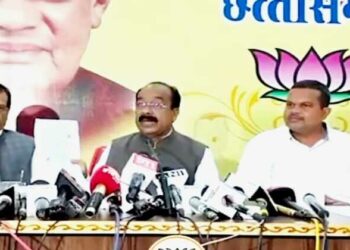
left=229, top=80, right=350, bottom=204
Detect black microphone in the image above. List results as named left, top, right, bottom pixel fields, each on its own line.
left=132, top=196, right=164, bottom=217
left=169, top=184, right=184, bottom=216
left=303, top=193, right=329, bottom=220
left=146, top=139, right=173, bottom=215
left=0, top=194, right=12, bottom=212
left=48, top=169, right=88, bottom=220
left=65, top=196, right=89, bottom=218
left=189, top=196, right=219, bottom=221
left=223, top=195, right=266, bottom=222
left=0, top=186, right=16, bottom=219
left=249, top=186, right=278, bottom=216
left=126, top=173, right=145, bottom=203
left=17, top=194, right=27, bottom=220
left=107, top=193, right=122, bottom=216
left=268, top=187, right=314, bottom=219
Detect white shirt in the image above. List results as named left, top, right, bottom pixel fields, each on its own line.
left=227, top=126, right=350, bottom=204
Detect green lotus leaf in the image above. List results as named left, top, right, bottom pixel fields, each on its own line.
left=261, top=90, right=289, bottom=102
left=262, top=90, right=350, bottom=105
left=330, top=92, right=350, bottom=104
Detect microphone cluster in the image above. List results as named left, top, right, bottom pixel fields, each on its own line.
left=0, top=165, right=123, bottom=220
left=0, top=154, right=331, bottom=223
left=185, top=177, right=330, bottom=223
left=189, top=181, right=270, bottom=222
left=120, top=147, right=190, bottom=219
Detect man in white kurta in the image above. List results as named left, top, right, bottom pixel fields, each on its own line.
left=229, top=80, right=350, bottom=206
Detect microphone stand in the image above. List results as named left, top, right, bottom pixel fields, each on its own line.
left=146, top=139, right=174, bottom=216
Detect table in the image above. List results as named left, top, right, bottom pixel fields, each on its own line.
left=0, top=218, right=350, bottom=250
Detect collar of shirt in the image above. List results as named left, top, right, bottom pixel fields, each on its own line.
left=0, top=130, right=3, bottom=136
left=142, top=128, right=174, bottom=148
left=287, top=123, right=329, bottom=149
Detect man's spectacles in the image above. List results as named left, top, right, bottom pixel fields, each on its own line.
left=136, top=101, right=169, bottom=110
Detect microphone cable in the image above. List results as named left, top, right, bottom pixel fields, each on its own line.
left=37, top=220, right=59, bottom=250
left=321, top=219, right=329, bottom=250
left=312, top=218, right=321, bottom=250
left=205, top=217, right=219, bottom=250
left=120, top=215, right=137, bottom=250
left=201, top=220, right=265, bottom=248
left=0, top=221, right=32, bottom=250
left=175, top=211, right=181, bottom=235
left=111, top=207, right=122, bottom=250
left=257, top=219, right=266, bottom=250
left=54, top=236, right=64, bottom=250
left=13, top=215, right=23, bottom=250
left=14, top=194, right=27, bottom=250
left=178, top=214, right=205, bottom=244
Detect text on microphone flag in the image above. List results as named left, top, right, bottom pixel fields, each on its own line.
left=133, top=154, right=159, bottom=171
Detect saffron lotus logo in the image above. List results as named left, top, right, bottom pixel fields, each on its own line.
left=251, top=47, right=350, bottom=104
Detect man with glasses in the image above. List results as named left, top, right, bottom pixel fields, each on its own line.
left=0, top=84, right=34, bottom=184
left=95, top=82, right=219, bottom=187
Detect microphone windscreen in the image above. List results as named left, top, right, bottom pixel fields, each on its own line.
left=31, top=180, right=49, bottom=185
left=268, top=187, right=296, bottom=204
left=250, top=186, right=278, bottom=216
left=90, top=165, right=121, bottom=195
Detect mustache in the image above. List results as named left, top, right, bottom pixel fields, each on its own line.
left=139, top=115, right=158, bottom=122
left=288, top=114, right=303, bottom=120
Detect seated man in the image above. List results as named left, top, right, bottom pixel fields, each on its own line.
left=0, top=84, right=34, bottom=184
left=95, top=81, right=220, bottom=188
left=228, top=80, right=350, bottom=204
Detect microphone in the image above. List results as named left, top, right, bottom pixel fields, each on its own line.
left=268, top=187, right=314, bottom=219
left=65, top=196, right=89, bottom=218
left=249, top=186, right=278, bottom=217
left=48, top=169, right=88, bottom=220
left=0, top=184, right=28, bottom=220
left=169, top=184, right=184, bottom=216
left=120, top=152, right=158, bottom=213
left=303, top=193, right=329, bottom=220
left=145, top=139, right=173, bottom=215
left=25, top=181, right=57, bottom=219
left=200, top=181, right=246, bottom=219
left=17, top=194, right=27, bottom=220
left=189, top=196, right=219, bottom=221
left=126, top=173, right=145, bottom=203
left=222, top=195, right=266, bottom=222
left=107, top=193, right=122, bottom=216
left=0, top=195, right=12, bottom=212
left=0, top=186, right=18, bottom=219
left=132, top=196, right=165, bottom=217
left=85, top=165, right=121, bottom=218
left=35, top=197, right=50, bottom=220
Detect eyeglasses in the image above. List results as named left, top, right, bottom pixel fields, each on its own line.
left=136, top=101, right=169, bottom=110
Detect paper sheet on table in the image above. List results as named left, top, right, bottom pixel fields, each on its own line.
left=32, top=119, right=82, bottom=184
